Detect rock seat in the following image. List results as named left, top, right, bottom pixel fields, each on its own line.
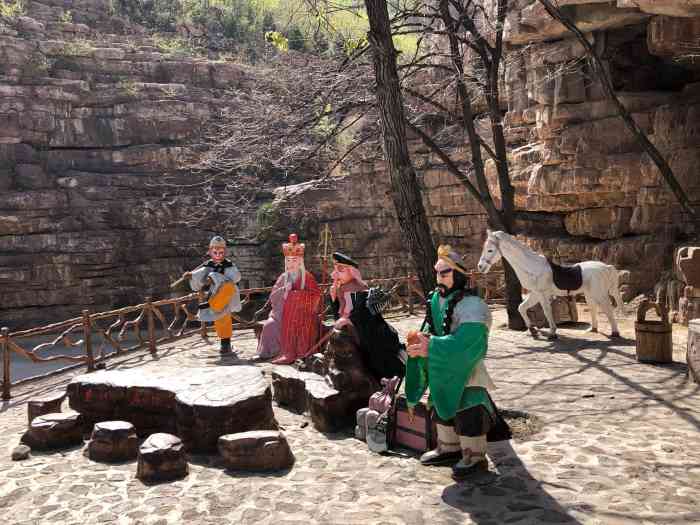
left=218, top=431, right=294, bottom=471
left=271, top=365, right=323, bottom=414
left=136, top=433, right=188, bottom=482
left=271, top=364, right=362, bottom=433
left=88, top=420, right=138, bottom=462
left=27, top=390, right=66, bottom=424
left=21, top=411, right=83, bottom=450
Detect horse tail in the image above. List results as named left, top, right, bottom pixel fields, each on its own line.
left=609, top=266, right=623, bottom=312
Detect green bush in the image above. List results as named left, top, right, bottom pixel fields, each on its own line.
left=287, top=25, right=304, bottom=51
left=0, top=0, right=24, bottom=18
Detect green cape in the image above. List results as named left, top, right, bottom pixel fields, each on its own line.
left=405, top=291, right=490, bottom=420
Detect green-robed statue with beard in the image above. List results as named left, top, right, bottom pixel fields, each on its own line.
left=406, top=245, right=511, bottom=481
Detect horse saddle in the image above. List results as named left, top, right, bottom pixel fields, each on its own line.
left=547, top=258, right=582, bottom=292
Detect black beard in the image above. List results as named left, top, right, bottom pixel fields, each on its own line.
left=437, top=284, right=450, bottom=297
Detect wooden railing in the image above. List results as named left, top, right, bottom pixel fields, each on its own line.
left=1, top=271, right=504, bottom=399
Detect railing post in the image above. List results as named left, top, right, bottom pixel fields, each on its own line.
left=198, top=290, right=207, bottom=339
left=146, top=297, right=157, bottom=354
left=2, top=327, right=11, bottom=400
left=82, top=310, right=94, bottom=372
left=407, top=274, right=414, bottom=315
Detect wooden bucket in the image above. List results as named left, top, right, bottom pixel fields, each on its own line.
left=635, top=299, right=672, bottom=363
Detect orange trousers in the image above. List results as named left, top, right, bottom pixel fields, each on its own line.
left=209, top=282, right=235, bottom=339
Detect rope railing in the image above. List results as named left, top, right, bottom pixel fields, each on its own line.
left=1, top=271, right=504, bottom=399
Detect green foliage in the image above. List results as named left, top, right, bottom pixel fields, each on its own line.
left=59, top=9, right=73, bottom=23
left=0, top=0, right=24, bottom=18
left=118, top=79, right=142, bottom=96
left=61, top=39, right=94, bottom=56
left=287, top=25, right=305, bottom=51
left=256, top=201, right=280, bottom=235
left=313, top=102, right=335, bottom=140
left=107, top=0, right=419, bottom=59
left=152, top=34, right=194, bottom=55
left=20, top=51, right=50, bottom=78
left=264, top=30, right=287, bottom=52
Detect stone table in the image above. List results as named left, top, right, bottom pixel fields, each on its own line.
left=68, top=366, right=277, bottom=452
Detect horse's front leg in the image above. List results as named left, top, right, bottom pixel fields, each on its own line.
left=517, top=293, right=539, bottom=337
left=541, top=295, right=558, bottom=340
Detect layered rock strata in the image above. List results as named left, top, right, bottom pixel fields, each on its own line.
left=0, top=0, right=262, bottom=328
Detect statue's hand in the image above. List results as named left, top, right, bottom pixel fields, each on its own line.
left=406, top=333, right=429, bottom=358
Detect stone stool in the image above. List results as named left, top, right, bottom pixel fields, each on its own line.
left=27, top=391, right=66, bottom=424
left=88, top=421, right=138, bottom=462
left=218, top=430, right=294, bottom=471
left=21, top=411, right=83, bottom=450
left=136, top=433, right=188, bottom=482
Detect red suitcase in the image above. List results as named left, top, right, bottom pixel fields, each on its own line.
left=391, top=393, right=437, bottom=453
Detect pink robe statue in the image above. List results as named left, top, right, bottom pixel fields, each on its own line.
left=256, top=234, right=322, bottom=363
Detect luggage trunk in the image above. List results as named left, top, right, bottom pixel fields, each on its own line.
left=391, top=394, right=436, bottom=453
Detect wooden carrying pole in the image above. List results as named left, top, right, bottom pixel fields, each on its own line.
left=82, top=310, right=94, bottom=372
left=146, top=297, right=157, bottom=354
left=2, top=327, right=10, bottom=400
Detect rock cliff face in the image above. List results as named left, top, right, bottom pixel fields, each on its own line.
left=2, top=0, right=700, bottom=328
left=500, top=0, right=700, bottom=299
left=0, top=0, right=265, bottom=328
left=282, top=1, right=700, bottom=303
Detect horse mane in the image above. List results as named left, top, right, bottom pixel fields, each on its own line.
left=493, top=231, right=546, bottom=266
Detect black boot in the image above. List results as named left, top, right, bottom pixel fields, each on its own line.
left=220, top=338, right=232, bottom=355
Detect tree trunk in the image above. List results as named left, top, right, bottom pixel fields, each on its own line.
left=364, top=0, right=436, bottom=295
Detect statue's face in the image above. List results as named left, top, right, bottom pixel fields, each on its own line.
left=435, top=259, right=454, bottom=296
left=286, top=255, right=302, bottom=273
left=209, top=245, right=226, bottom=263
left=333, top=263, right=354, bottom=285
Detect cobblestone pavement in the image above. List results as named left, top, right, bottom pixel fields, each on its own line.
left=1, top=307, right=699, bottom=525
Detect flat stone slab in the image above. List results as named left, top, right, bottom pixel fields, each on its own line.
left=27, top=390, right=66, bottom=424
left=68, top=366, right=277, bottom=452
left=21, top=411, right=83, bottom=450
left=88, top=421, right=138, bottom=463
left=218, top=430, right=294, bottom=471
left=137, top=433, right=188, bottom=482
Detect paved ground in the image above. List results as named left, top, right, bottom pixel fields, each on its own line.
left=1, top=306, right=699, bottom=525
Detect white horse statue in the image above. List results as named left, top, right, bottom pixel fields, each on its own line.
left=477, top=230, right=622, bottom=339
